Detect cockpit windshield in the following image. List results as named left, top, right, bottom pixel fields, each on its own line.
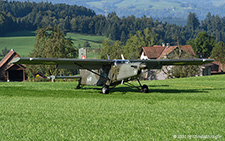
left=113, top=59, right=130, bottom=65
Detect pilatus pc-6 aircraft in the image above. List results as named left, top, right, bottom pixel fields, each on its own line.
left=11, top=57, right=213, bottom=94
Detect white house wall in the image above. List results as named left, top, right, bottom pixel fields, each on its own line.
left=140, top=52, right=149, bottom=60
left=143, top=66, right=210, bottom=80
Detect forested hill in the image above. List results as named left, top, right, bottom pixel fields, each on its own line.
left=16, top=0, right=225, bottom=21
left=0, top=1, right=95, bottom=31
left=1, top=1, right=225, bottom=45
left=0, top=1, right=95, bottom=18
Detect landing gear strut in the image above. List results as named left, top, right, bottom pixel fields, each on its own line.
left=123, top=79, right=149, bottom=93
left=76, top=78, right=82, bottom=89
left=102, top=85, right=110, bottom=94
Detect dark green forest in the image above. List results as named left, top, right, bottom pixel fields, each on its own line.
left=1, top=1, right=225, bottom=47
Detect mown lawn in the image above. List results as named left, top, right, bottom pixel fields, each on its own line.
left=0, top=75, right=224, bottom=140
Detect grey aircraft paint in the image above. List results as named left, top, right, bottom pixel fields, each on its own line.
left=11, top=57, right=214, bottom=94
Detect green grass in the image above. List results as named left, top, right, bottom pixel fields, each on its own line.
left=0, top=75, right=225, bottom=140
left=0, top=31, right=36, bottom=57
left=0, top=31, right=107, bottom=59
left=66, top=33, right=107, bottom=49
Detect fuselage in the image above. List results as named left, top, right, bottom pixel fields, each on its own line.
left=80, top=60, right=142, bottom=86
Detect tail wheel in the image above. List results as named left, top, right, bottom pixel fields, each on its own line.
left=141, top=84, right=149, bottom=93
left=102, top=85, right=110, bottom=94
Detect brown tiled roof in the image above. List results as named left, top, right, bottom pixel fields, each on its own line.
left=158, top=45, right=195, bottom=59
left=141, top=46, right=165, bottom=59
left=180, top=45, right=196, bottom=56
left=141, top=45, right=195, bottom=59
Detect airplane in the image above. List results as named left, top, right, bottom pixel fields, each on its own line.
left=11, top=57, right=214, bottom=94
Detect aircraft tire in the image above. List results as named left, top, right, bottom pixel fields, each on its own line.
left=76, top=85, right=81, bottom=89
left=102, top=85, right=110, bottom=94
left=141, top=84, right=149, bottom=93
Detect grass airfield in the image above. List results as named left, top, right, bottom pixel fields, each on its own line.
left=0, top=75, right=224, bottom=140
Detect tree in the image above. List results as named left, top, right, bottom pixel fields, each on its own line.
left=27, top=26, right=77, bottom=78
left=100, top=40, right=111, bottom=59
left=78, top=43, right=81, bottom=48
left=187, top=32, right=216, bottom=58
left=0, top=11, right=16, bottom=35
left=1, top=47, right=10, bottom=56
left=162, top=47, right=201, bottom=78
left=186, top=12, right=200, bottom=32
left=211, top=42, right=225, bottom=71
left=83, top=41, right=91, bottom=48
left=123, top=28, right=158, bottom=59
left=120, top=31, right=126, bottom=43
left=100, top=40, right=123, bottom=59
left=201, top=12, right=212, bottom=33
left=185, top=12, right=200, bottom=39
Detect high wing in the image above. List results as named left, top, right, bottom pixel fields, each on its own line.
left=11, top=57, right=214, bottom=70
left=130, top=59, right=214, bottom=69
left=11, top=57, right=113, bottom=69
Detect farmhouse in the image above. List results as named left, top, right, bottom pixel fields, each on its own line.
left=140, top=44, right=195, bottom=60
left=0, top=49, right=26, bottom=82
left=140, top=44, right=212, bottom=80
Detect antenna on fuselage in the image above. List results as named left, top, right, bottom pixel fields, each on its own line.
left=107, top=54, right=110, bottom=60
left=121, top=54, right=125, bottom=60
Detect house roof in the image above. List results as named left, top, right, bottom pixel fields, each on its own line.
left=0, top=50, right=20, bottom=68
left=0, top=50, right=24, bottom=70
left=158, top=45, right=195, bottom=59
left=141, top=46, right=165, bottom=59
left=141, top=45, right=195, bottom=59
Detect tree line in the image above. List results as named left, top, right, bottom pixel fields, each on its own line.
left=0, top=0, right=95, bottom=34
left=1, top=1, right=225, bottom=45
left=21, top=25, right=224, bottom=79
left=26, top=26, right=77, bottom=79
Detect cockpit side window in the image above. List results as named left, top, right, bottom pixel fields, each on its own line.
left=113, top=60, right=130, bottom=65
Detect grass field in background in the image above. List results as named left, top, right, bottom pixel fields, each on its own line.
left=0, top=31, right=36, bottom=57
left=0, top=31, right=107, bottom=59
left=66, top=33, right=106, bottom=49
left=88, top=0, right=183, bottom=11
left=0, top=75, right=224, bottom=140
left=87, top=0, right=225, bottom=12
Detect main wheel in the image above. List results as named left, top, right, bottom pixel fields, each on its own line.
left=141, top=84, right=149, bottom=93
left=76, top=85, right=81, bottom=89
left=102, top=85, right=110, bottom=94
